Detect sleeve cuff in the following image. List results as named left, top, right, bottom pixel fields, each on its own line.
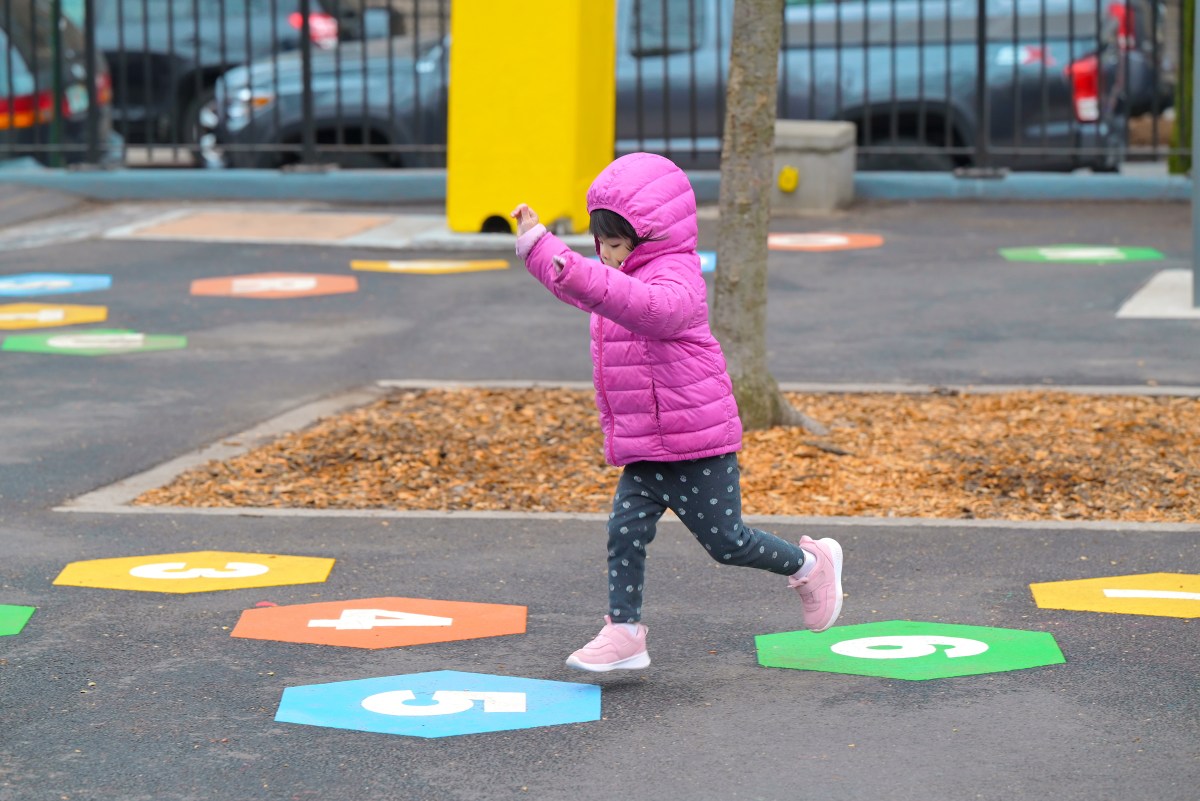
left=515, top=224, right=548, bottom=260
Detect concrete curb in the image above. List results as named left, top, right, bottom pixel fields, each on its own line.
left=0, top=166, right=1191, bottom=205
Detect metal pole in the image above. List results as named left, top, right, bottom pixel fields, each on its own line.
left=84, top=0, right=98, bottom=163
left=299, top=0, right=316, bottom=164
left=974, top=0, right=989, bottom=170
left=50, top=0, right=64, bottom=167
left=1193, top=0, right=1199, bottom=307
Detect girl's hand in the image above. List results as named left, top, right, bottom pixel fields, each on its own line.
left=510, top=203, right=539, bottom=236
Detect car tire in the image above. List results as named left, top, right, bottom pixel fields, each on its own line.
left=179, top=87, right=220, bottom=167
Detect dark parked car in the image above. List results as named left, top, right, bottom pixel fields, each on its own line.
left=60, top=0, right=348, bottom=155
left=1, top=0, right=119, bottom=165
left=213, top=0, right=1135, bottom=172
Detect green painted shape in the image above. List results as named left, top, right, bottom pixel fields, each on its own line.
left=0, top=604, right=36, bottom=636
left=755, top=620, right=1065, bottom=680
left=1, top=329, right=187, bottom=356
left=999, top=245, right=1164, bottom=263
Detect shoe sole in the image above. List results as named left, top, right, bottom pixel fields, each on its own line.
left=810, top=537, right=844, bottom=633
left=564, top=651, right=651, bottom=672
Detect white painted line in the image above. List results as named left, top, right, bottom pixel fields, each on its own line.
left=1117, top=269, right=1200, bottom=319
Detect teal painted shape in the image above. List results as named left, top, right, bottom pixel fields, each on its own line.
left=1, top=329, right=187, bottom=356
left=998, top=245, right=1164, bottom=263
left=276, top=670, right=601, bottom=738
left=0, top=273, right=112, bottom=296
left=756, top=620, right=1065, bottom=680
left=0, top=605, right=36, bottom=636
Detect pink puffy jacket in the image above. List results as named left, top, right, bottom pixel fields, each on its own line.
left=518, top=152, right=742, bottom=466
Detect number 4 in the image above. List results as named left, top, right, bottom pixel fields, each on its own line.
left=307, top=609, right=454, bottom=630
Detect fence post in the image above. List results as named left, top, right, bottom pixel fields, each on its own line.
left=974, top=0, right=989, bottom=170
left=1193, top=0, right=1199, bottom=307
left=84, top=0, right=98, bottom=163
left=298, top=0, right=316, bottom=165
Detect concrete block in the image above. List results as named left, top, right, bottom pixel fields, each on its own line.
left=772, top=120, right=856, bottom=214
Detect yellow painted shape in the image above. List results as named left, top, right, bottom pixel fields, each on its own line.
left=0, top=302, right=107, bottom=329
left=446, top=0, right=616, bottom=234
left=351, top=259, right=509, bottom=275
left=54, top=551, right=335, bottom=594
left=777, top=165, right=800, bottom=193
left=1030, top=572, right=1200, bottom=618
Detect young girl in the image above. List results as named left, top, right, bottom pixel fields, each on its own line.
left=511, top=152, right=843, bottom=672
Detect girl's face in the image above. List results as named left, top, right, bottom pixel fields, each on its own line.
left=598, top=236, right=634, bottom=269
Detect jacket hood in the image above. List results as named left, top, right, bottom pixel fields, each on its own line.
left=586, top=153, right=698, bottom=270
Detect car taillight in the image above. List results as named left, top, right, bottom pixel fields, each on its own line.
left=0, top=90, right=55, bottom=130
left=1107, top=2, right=1135, bottom=51
left=289, top=12, right=339, bottom=49
left=1065, top=55, right=1100, bottom=122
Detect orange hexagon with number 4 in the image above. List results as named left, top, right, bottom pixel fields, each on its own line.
left=190, top=272, right=357, bottom=299
left=54, top=551, right=335, bottom=594
left=231, top=597, right=527, bottom=648
left=1030, top=572, right=1200, bottom=619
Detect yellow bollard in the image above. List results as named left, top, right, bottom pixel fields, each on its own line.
left=446, top=1, right=616, bottom=234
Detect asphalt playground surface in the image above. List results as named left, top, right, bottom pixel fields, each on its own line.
left=0, top=183, right=1198, bottom=801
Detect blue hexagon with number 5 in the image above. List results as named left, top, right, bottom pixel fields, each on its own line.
left=275, top=671, right=601, bottom=738
left=0, top=273, right=111, bottom=297
left=756, top=620, right=1065, bottom=680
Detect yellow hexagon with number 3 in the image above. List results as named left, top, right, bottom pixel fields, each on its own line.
left=1030, top=572, right=1200, bottom=619
left=54, top=551, right=335, bottom=594
left=0, top=303, right=107, bottom=329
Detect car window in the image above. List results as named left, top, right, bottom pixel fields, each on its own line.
left=0, top=20, right=35, bottom=94
left=628, top=0, right=707, bottom=57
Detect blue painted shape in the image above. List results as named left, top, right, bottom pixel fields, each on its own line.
left=0, top=273, right=112, bottom=297
left=698, top=250, right=716, bottom=273
left=275, top=670, right=601, bottom=738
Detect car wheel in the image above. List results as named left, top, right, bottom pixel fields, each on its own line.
left=180, top=88, right=224, bottom=168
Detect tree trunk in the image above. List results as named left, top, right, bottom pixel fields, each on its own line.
left=1169, top=0, right=1193, bottom=175
left=711, top=0, right=826, bottom=434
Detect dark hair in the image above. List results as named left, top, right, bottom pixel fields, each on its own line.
left=589, top=208, right=660, bottom=248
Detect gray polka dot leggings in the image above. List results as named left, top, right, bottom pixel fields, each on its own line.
left=606, top=453, right=806, bottom=622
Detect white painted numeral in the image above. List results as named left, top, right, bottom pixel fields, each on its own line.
left=1103, top=589, right=1200, bottom=601
left=232, top=277, right=317, bottom=293
left=308, top=609, right=454, bottom=630
left=128, top=561, right=269, bottom=579
left=831, top=635, right=989, bottom=660
left=361, top=690, right=526, bottom=717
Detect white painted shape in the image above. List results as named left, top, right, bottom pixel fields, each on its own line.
left=1117, top=270, right=1200, bottom=319
left=770, top=233, right=850, bottom=248
left=1038, top=246, right=1127, bottom=260
left=361, top=689, right=526, bottom=716
left=128, top=561, right=270, bottom=579
left=232, top=277, right=318, bottom=293
left=1103, top=588, right=1200, bottom=601
left=307, top=608, right=454, bottom=630
left=0, top=309, right=65, bottom=322
left=0, top=279, right=73, bottom=291
left=831, top=635, right=989, bottom=660
left=47, top=332, right=145, bottom=349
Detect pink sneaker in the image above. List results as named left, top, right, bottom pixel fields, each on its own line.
left=788, top=536, right=844, bottom=632
left=565, top=616, right=650, bottom=672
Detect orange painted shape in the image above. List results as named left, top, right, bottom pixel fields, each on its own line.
left=767, top=232, right=884, bottom=252
left=230, top=596, right=527, bottom=649
left=190, top=272, right=359, bottom=299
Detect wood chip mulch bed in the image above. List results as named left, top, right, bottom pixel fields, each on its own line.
left=134, top=387, right=1200, bottom=523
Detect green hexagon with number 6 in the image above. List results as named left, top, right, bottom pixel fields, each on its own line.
left=756, top=620, right=1065, bottom=680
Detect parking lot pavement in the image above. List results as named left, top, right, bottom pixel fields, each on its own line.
left=0, top=192, right=1197, bottom=801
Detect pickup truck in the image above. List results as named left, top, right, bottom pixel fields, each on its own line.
left=213, top=0, right=1136, bottom=172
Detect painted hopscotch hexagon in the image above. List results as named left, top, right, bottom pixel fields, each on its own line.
left=0, top=604, right=36, bottom=636
left=1031, top=572, right=1200, bottom=619
left=231, top=596, right=526, bottom=649
left=351, top=259, right=509, bottom=275
left=756, top=620, right=1065, bottom=680
left=2, top=329, right=186, bottom=356
left=0, top=273, right=112, bottom=297
left=276, top=670, right=601, bottom=738
left=999, top=245, right=1164, bottom=263
left=191, top=272, right=358, bottom=298
left=767, top=232, right=884, bottom=252
left=54, top=551, right=335, bottom=594
left=0, top=303, right=107, bottom=329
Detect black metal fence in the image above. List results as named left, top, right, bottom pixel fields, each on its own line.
left=0, top=0, right=1187, bottom=171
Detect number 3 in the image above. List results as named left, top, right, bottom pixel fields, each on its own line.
left=128, top=562, right=270, bottom=580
